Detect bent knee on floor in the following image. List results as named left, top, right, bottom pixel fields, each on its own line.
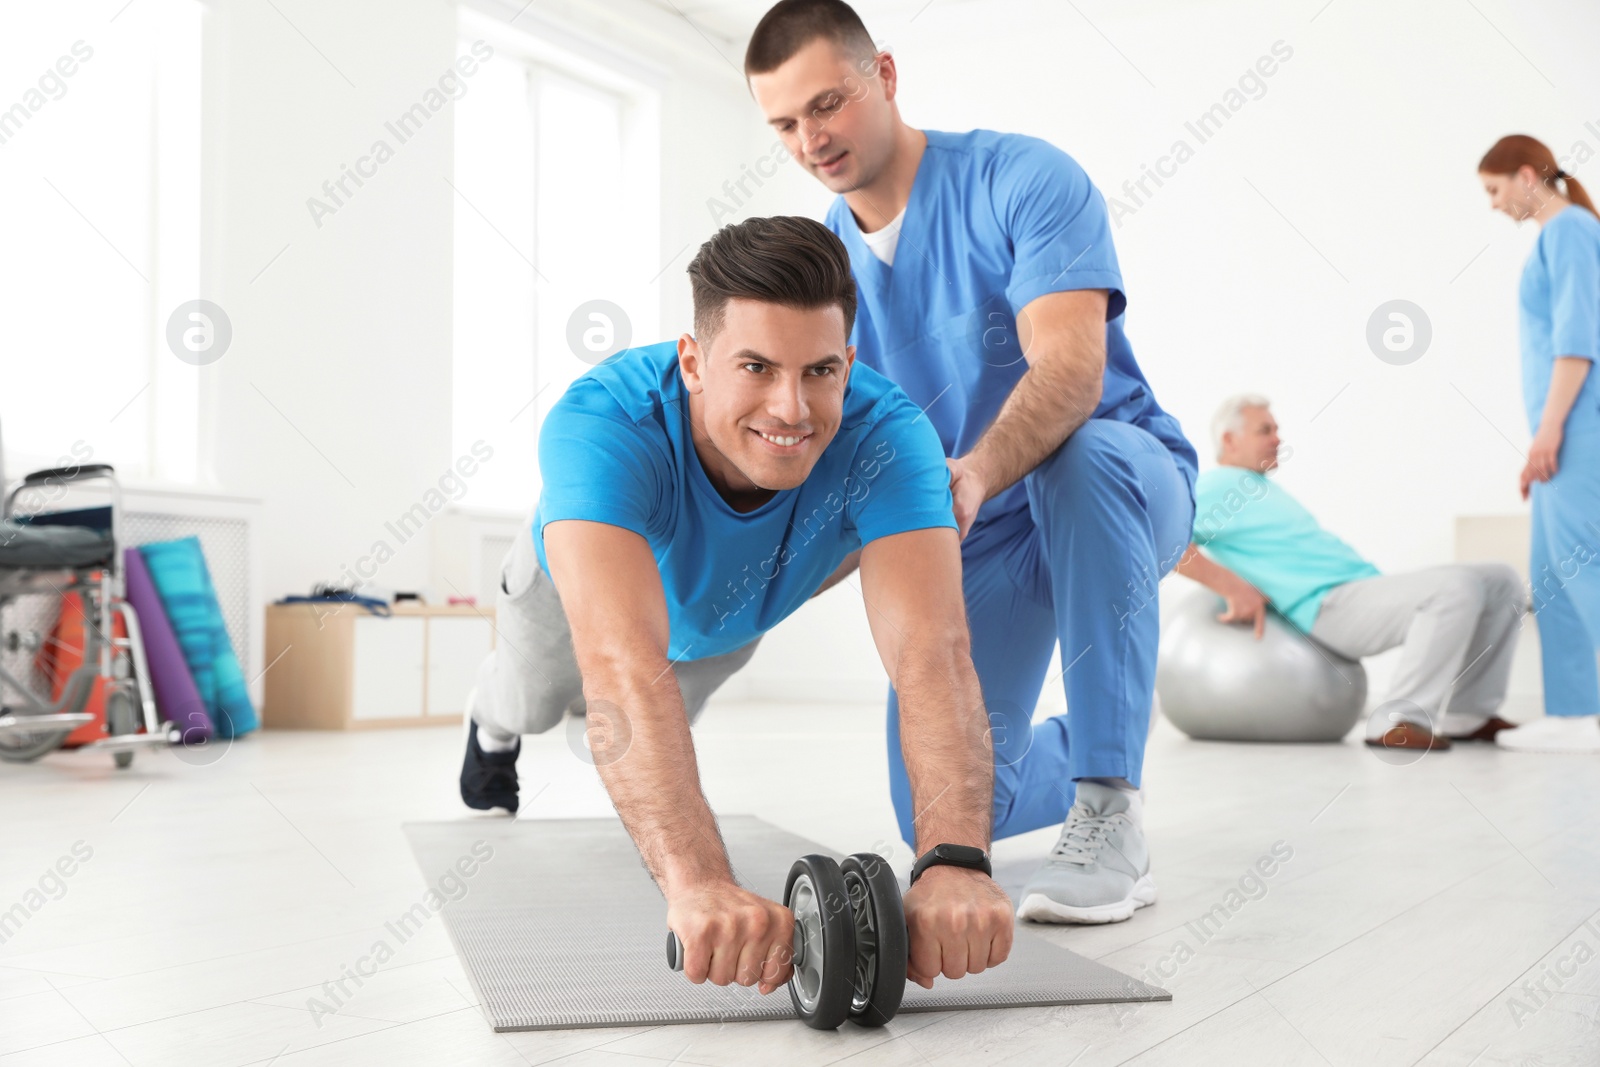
left=488, top=687, right=572, bottom=736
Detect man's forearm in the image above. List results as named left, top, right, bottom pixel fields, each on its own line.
left=1174, top=543, right=1238, bottom=594
left=582, top=661, right=733, bottom=895
left=965, top=334, right=1104, bottom=499
left=894, top=640, right=994, bottom=854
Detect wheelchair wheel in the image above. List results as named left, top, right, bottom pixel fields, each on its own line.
left=0, top=711, right=75, bottom=763
left=106, top=688, right=138, bottom=769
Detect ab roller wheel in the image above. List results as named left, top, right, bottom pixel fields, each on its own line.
left=783, top=854, right=857, bottom=1028
left=840, top=852, right=907, bottom=1027
left=665, top=852, right=908, bottom=1030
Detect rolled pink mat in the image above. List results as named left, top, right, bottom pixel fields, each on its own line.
left=123, top=547, right=213, bottom=742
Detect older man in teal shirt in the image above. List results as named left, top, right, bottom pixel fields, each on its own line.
left=1174, top=396, right=1526, bottom=749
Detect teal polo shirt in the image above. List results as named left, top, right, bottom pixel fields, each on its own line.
left=1190, top=467, right=1379, bottom=632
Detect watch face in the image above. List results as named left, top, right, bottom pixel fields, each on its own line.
left=912, top=844, right=992, bottom=885
left=936, top=844, right=987, bottom=863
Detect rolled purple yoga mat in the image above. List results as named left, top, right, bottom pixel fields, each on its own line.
left=123, top=547, right=213, bottom=742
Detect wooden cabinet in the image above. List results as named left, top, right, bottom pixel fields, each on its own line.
left=263, top=603, right=495, bottom=729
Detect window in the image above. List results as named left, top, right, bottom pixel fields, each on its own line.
left=450, top=10, right=661, bottom=512
left=0, top=0, right=203, bottom=486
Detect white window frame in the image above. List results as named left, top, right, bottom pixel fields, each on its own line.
left=0, top=0, right=205, bottom=490
left=451, top=3, right=662, bottom=515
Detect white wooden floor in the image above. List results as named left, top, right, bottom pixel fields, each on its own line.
left=1, top=700, right=1596, bottom=1066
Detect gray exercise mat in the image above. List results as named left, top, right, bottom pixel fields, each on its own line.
left=404, top=816, right=1170, bottom=1031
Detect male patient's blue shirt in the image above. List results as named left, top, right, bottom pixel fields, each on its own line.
left=824, top=129, right=1199, bottom=537
left=532, top=340, right=956, bottom=661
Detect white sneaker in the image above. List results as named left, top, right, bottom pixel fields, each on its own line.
left=1495, top=716, right=1600, bottom=753
left=1016, top=782, right=1157, bottom=925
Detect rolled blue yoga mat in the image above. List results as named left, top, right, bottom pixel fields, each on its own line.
left=138, top=536, right=258, bottom=738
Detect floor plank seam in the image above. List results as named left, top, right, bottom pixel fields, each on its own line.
left=1, top=950, right=469, bottom=1057
left=1406, top=903, right=1600, bottom=1066
left=0, top=928, right=454, bottom=988
left=1106, top=854, right=1512, bottom=1065
left=230, top=1003, right=482, bottom=1067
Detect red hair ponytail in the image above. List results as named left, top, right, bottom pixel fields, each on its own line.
left=1479, top=133, right=1597, bottom=217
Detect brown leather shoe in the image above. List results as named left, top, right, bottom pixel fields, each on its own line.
left=1448, top=716, right=1518, bottom=742
left=1365, top=722, right=1452, bottom=750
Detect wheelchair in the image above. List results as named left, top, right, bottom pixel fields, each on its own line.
left=0, top=452, right=177, bottom=768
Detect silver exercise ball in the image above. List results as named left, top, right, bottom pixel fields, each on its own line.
left=1155, top=589, right=1367, bottom=743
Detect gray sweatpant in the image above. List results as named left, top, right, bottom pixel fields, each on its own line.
left=1309, top=563, right=1526, bottom=738
left=472, top=527, right=761, bottom=743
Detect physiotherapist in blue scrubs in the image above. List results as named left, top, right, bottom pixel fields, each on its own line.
left=1478, top=134, right=1600, bottom=755
left=746, top=0, right=1199, bottom=924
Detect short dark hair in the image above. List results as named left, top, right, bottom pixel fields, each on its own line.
left=744, top=0, right=877, bottom=78
left=687, top=215, right=857, bottom=345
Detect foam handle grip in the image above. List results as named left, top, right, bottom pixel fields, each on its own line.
left=667, top=931, right=684, bottom=971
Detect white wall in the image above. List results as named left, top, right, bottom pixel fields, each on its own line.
left=66, top=0, right=1588, bottom=709
left=194, top=0, right=774, bottom=610
left=718, top=0, right=1600, bottom=709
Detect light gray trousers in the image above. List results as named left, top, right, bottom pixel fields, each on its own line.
left=472, top=528, right=761, bottom=743
left=1309, top=563, right=1526, bottom=737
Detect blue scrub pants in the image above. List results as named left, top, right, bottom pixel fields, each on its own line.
left=885, top=418, right=1195, bottom=846
left=1530, top=425, right=1600, bottom=717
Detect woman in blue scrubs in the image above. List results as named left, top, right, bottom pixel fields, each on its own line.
left=1479, top=134, right=1600, bottom=753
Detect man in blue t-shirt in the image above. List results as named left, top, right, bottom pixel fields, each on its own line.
left=461, top=216, right=1012, bottom=995
left=1175, top=395, right=1526, bottom=749
left=745, top=0, right=1197, bottom=925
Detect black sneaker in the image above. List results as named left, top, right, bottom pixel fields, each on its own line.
left=460, top=720, right=520, bottom=814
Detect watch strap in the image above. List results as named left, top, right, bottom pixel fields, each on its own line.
left=910, top=843, right=992, bottom=885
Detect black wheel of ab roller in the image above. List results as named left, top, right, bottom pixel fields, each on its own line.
left=841, top=852, right=907, bottom=1027
left=784, top=854, right=856, bottom=1030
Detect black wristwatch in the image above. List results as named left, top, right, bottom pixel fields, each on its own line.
left=910, top=843, right=992, bottom=885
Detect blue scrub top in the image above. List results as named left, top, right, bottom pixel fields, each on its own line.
left=532, top=341, right=957, bottom=661
left=1520, top=205, right=1600, bottom=434
left=825, top=129, right=1198, bottom=533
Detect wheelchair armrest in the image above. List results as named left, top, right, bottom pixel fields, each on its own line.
left=22, top=463, right=116, bottom=487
